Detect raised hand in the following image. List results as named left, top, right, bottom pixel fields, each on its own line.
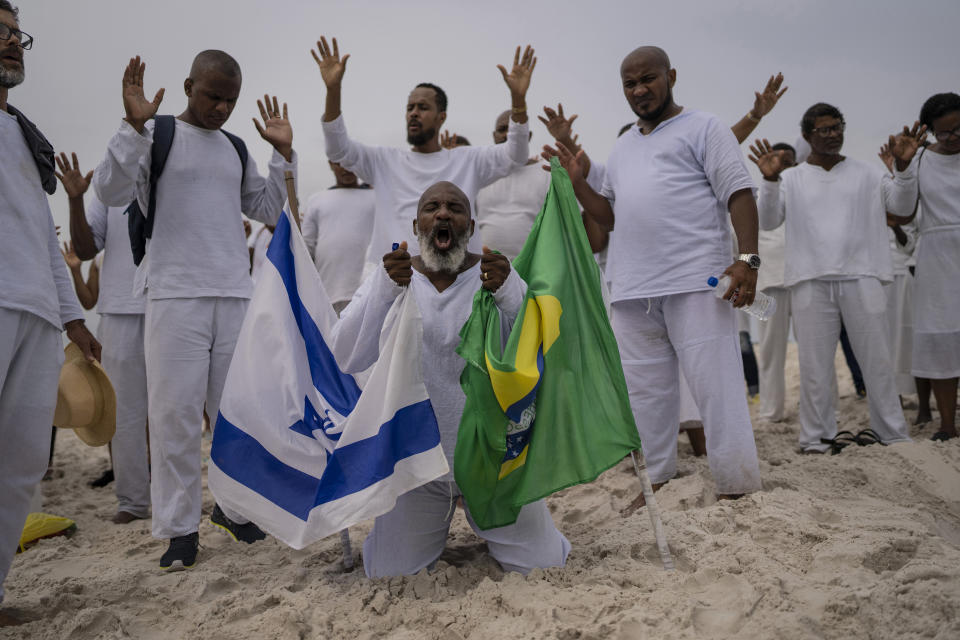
left=751, top=73, right=787, bottom=120
left=498, top=45, right=537, bottom=99
left=61, top=241, right=81, bottom=270
left=383, top=241, right=412, bottom=287
left=122, top=56, right=164, bottom=133
left=542, top=141, right=585, bottom=180
left=311, top=36, right=350, bottom=89
left=440, top=130, right=460, bottom=150
left=253, top=95, right=293, bottom=162
left=888, top=121, right=927, bottom=170
left=54, top=152, right=93, bottom=199
left=748, top=138, right=788, bottom=180
left=538, top=103, right=579, bottom=148
left=480, top=246, right=510, bottom=293
left=877, top=142, right=895, bottom=174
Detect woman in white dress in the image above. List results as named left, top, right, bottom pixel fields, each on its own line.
left=892, top=93, right=960, bottom=440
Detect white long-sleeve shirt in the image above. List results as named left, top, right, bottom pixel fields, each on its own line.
left=322, top=115, right=529, bottom=264
left=329, top=262, right=525, bottom=475
left=86, top=195, right=144, bottom=315
left=0, top=110, right=84, bottom=329
left=92, top=119, right=297, bottom=300
left=757, top=158, right=916, bottom=286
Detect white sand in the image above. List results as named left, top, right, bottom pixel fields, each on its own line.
left=4, top=344, right=959, bottom=640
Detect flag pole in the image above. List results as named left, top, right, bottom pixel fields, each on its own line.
left=630, top=450, right=675, bottom=571
left=339, top=528, right=355, bottom=571
left=284, top=170, right=301, bottom=231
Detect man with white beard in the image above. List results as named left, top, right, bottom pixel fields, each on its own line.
left=329, top=181, right=570, bottom=577
left=0, top=2, right=101, bottom=625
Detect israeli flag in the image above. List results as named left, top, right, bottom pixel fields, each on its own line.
left=209, top=209, right=448, bottom=549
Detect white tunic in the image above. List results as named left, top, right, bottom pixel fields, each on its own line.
left=302, top=186, right=376, bottom=305
left=600, top=109, right=755, bottom=302
left=86, top=195, right=145, bottom=315
left=322, top=115, right=529, bottom=264
left=475, top=162, right=550, bottom=261
left=330, top=262, right=526, bottom=476
left=0, top=110, right=84, bottom=329
left=92, top=119, right=296, bottom=300
left=910, top=149, right=960, bottom=377
left=757, top=158, right=916, bottom=286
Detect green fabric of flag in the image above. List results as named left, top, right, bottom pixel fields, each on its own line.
left=455, top=157, right=642, bottom=530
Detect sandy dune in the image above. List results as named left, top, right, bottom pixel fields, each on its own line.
left=4, top=343, right=959, bottom=640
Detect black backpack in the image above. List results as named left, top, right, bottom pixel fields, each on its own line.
left=126, top=115, right=249, bottom=265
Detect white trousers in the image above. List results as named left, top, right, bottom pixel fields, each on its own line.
left=98, top=314, right=150, bottom=517
left=883, top=274, right=915, bottom=396
left=756, top=287, right=793, bottom=421
left=0, top=309, right=62, bottom=604
left=145, top=297, right=248, bottom=539
left=362, top=480, right=570, bottom=578
left=791, top=278, right=910, bottom=451
left=611, top=292, right=762, bottom=494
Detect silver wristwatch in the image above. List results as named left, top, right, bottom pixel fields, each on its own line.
left=737, top=253, right=761, bottom=270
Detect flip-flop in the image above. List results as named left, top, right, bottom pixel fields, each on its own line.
left=931, top=431, right=958, bottom=442
left=820, top=430, right=857, bottom=455
left=854, top=429, right=887, bottom=447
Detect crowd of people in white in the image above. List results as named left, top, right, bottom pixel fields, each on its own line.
left=1, top=0, right=958, bottom=626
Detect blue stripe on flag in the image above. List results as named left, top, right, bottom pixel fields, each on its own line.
left=212, top=399, right=441, bottom=521
left=266, top=214, right=361, bottom=416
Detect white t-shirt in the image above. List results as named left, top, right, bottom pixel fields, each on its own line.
left=600, top=109, right=755, bottom=301
left=302, top=186, right=376, bottom=305
left=475, top=162, right=550, bottom=261
left=757, top=158, right=916, bottom=287
left=330, top=263, right=525, bottom=477
left=322, top=115, right=529, bottom=265
left=92, top=119, right=297, bottom=300
left=86, top=195, right=145, bottom=315
left=0, top=110, right=84, bottom=329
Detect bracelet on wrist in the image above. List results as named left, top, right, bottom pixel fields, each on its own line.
left=747, top=111, right=762, bottom=123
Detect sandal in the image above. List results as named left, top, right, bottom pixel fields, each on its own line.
left=820, top=430, right=857, bottom=455
left=931, top=431, right=958, bottom=442
left=854, top=429, right=887, bottom=447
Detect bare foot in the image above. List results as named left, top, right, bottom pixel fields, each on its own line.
left=685, top=426, right=707, bottom=457
left=0, top=607, right=37, bottom=627
left=717, top=493, right=745, bottom=501
left=914, top=411, right=933, bottom=426
left=111, top=511, right=146, bottom=524
left=620, top=482, right=665, bottom=517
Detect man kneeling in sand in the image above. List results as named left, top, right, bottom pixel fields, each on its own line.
left=330, top=181, right=570, bottom=577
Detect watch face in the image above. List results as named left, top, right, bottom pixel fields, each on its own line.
left=749, top=255, right=761, bottom=269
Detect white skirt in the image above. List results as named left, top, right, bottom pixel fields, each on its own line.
left=911, top=227, right=960, bottom=379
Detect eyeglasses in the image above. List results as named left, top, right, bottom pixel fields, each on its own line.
left=0, top=23, right=32, bottom=50
left=934, top=125, right=960, bottom=142
left=810, top=122, right=845, bottom=136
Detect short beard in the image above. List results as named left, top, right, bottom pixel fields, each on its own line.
left=418, top=229, right=469, bottom=273
left=632, top=86, right=672, bottom=121
left=407, top=127, right=437, bottom=147
left=0, top=65, right=24, bottom=89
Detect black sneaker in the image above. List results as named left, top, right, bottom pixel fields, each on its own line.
left=210, top=504, right=267, bottom=544
left=160, top=532, right=198, bottom=571
left=89, top=468, right=115, bottom=488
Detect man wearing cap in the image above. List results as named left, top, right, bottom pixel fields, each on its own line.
left=0, top=1, right=100, bottom=625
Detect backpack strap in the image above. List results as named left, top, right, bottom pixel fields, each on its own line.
left=144, top=115, right=177, bottom=239
left=220, top=129, right=249, bottom=186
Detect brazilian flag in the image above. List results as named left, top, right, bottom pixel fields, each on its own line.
left=455, top=157, right=642, bottom=530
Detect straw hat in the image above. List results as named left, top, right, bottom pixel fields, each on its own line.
left=53, top=343, right=116, bottom=447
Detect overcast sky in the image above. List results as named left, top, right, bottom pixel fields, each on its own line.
left=12, top=0, right=960, bottom=242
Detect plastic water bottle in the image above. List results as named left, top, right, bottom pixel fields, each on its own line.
left=707, top=275, right=777, bottom=321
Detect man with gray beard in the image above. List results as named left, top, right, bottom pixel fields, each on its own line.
left=0, top=2, right=100, bottom=625
left=329, top=181, right=570, bottom=577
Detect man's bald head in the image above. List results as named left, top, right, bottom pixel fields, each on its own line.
left=189, top=50, right=241, bottom=81
left=417, top=181, right=471, bottom=216
left=493, top=110, right=512, bottom=144
left=621, top=46, right=671, bottom=75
